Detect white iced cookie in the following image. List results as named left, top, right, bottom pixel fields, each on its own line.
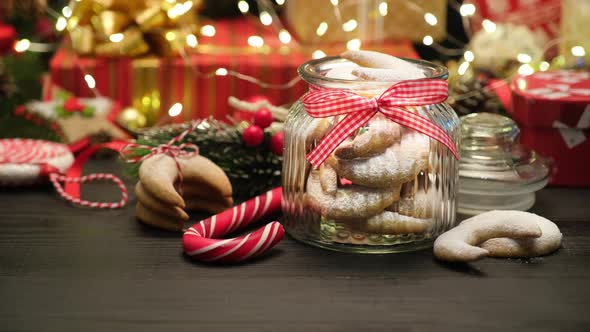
left=480, top=216, right=562, bottom=258
left=434, top=210, right=543, bottom=262
left=306, top=171, right=400, bottom=220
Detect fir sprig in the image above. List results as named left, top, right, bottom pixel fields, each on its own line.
left=124, top=118, right=282, bottom=199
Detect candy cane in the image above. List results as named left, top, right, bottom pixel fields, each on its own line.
left=183, top=187, right=284, bottom=263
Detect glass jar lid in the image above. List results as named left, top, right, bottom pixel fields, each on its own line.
left=458, top=113, right=550, bottom=214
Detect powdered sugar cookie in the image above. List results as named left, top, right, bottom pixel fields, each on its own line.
left=433, top=210, right=543, bottom=262
left=340, top=50, right=426, bottom=81
left=356, top=211, right=432, bottom=235
left=319, top=162, right=338, bottom=194
left=306, top=171, right=400, bottom=220
left=334, top=115, right=402, bottom=160
left=480, top=216, right=562, bottom=258
left=352, top=67, right=426, bottom=82
left=341, top=50, right=416, bottom=70
left=332, top=131, right=429, bottom=189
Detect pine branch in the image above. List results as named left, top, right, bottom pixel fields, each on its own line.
left=125, top=118, right=282, bottom=199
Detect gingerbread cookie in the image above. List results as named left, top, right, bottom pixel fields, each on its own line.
left=139, top=154, right=232, bottom=207
left=433, top=210, right=543, bottom=262
left=135, top=182, right=189, bottom=220
left=306, top=171, right=400, bottom=220
left=184, top=199, right=232, bottom=214
left=135, top=202, right=184, bottom=232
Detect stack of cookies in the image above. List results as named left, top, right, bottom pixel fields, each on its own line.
left=304, top=50, right=437, bottom=244
left=135, top=154, right=233, bottom=231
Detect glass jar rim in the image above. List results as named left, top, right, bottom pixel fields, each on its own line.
left=298, top=56, right=449, bottom=89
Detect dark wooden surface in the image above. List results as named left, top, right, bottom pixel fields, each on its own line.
left=1, top=158, right=589, bottom=332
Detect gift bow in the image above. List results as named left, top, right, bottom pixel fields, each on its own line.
left=302, top=79, right=459, bottom=168
left=120, top=122, right=199, bottom=193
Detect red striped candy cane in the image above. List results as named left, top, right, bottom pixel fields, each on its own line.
left=183, top=187, right=284, bottom=263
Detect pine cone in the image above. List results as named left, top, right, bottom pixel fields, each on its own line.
left=448, top=76, right=505, bottom=117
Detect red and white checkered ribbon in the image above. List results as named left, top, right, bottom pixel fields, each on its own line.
left=302, top=79, right=458, bottom=168
left=120, top=122, right=199, bottom=195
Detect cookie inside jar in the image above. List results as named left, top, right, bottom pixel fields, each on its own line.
left=282, top=52, right=459, bottom=253
left=306, top=117, right=436, bottom=247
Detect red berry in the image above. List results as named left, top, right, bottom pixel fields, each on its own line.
left=242, top=125, right=264, bottom=147
left=63, top=97, right=84, bottom=113
left=254, top=108, right=273, bottom=129
left=270, top=132, right=284, bottom=156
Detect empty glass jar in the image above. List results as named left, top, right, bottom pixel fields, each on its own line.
left=282, top=57, right=460, bottom=253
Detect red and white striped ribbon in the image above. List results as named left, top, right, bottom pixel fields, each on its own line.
left=48, top=171, right=128, bottom=209
left=120, top=122, right=199, bottom=195
left=183, top=187, right=284, bottom=263
left=302, top=79, right=458, bottom=168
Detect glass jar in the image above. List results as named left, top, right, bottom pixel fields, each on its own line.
left=458, top=113, right=550, bottom=215
left=282, top=56, right=460, bottom=253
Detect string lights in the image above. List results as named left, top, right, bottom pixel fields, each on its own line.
left=40, top=0, right=576, bottom=120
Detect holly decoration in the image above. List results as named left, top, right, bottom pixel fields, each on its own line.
left=55, top=97, right=94, bottom=118
left=127, top=118, right=282, bottom=198
left=253, top=108, right=273, bottom=129
left=242, top=125, right=265, bottom=147
left=270, top=132, right=284, bottom=156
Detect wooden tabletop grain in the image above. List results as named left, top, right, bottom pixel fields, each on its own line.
left=1, top=158, right=589, bottom=332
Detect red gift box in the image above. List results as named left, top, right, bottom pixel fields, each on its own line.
left=511, top=70, right=590, bottom=186
left=49, top=18, right=418, bottom=126
left=469, top=0, right=560, bottom=40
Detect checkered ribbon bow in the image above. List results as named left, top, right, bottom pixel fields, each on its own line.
left=302, top=79, right=459, bottom=168
left=120, top=122, right=199, bottom=193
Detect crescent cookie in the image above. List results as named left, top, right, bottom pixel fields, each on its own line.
left=433, top=210, right=544, bottom=262
left=480, top=216, right=562, bottom=258
left=135, top=202, right=184, bottom=232
left=305, top=171, right=400, bottom=220
left=341, top=50, right=415, bottom=69
left=135, top=182, right=189, bottom=220
left=181, top=183, right=234, bottom=206
left=360, top=211, right=432, bottom=235
left=139, top=154, right=232, bottom=207
left=334, top=115, right=402, bottom=160
left=331, top=131, right=429, bottom=189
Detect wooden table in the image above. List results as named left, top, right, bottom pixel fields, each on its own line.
left=1, top=158, right=589, bottom=332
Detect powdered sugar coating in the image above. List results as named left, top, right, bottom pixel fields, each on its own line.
left=306, top=171, right=400, bottom=220
left=334, top=130, right=430, bottom=188
left=434, top=210, right=544, bottom=262
left=480, top=216, right=562, bottom=257
left=363, top=211, right=432, bottom=234
left=352, top=67, right=426, bottom=82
